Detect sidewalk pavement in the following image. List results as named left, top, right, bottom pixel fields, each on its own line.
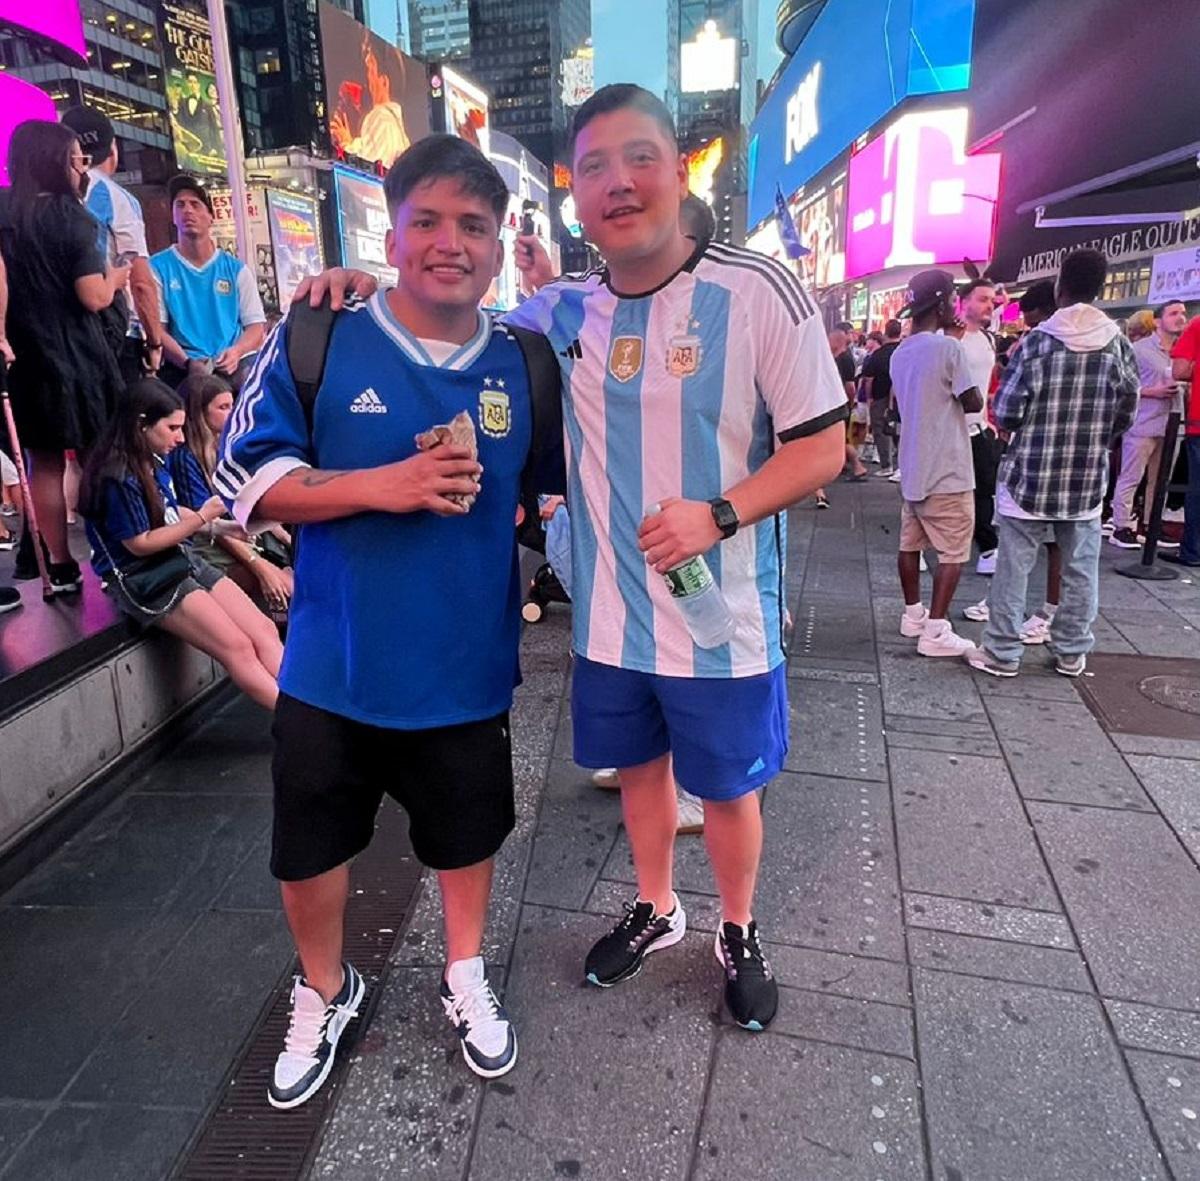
left=3, top=476, right=1199, bottom=1180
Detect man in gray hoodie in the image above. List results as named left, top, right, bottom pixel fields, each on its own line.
left=965, top=249, right=1140, bottom=679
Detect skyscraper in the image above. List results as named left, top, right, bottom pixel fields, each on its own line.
left=410, top=0, right=471, bottom=61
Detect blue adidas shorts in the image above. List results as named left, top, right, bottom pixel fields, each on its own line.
left=571, top=655, right=789, bottom=801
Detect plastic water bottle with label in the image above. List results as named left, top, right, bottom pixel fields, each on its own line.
left=645, top=504, right=736, bottom=649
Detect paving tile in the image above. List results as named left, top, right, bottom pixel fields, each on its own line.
left=0, top=1104, right=45, bottom=1164
left=135, top=702, right=273, bottom=794
left=784, top=679, right=887, bottom=783
left=66, top=911, right=293, bottom=1106
left=904, top=892, right=1074, bottom=950
left=0, top=908, right=191, bottom=1101
left=886, top=729, right=1002, bottom=757
left=1127, top=755, right=1200, bottom=863
left=1107, top=613, right=1200, bottom=659
left=914, top=969, right=1168, bottom=1180
left=5, top=793, right=274, bottom=912
left=600, top=819, right=718, bottom=898
left=1031, top=803, right=1200, bottom=1010
left=908, top=929, right=1092, bottom=993
left=983, top=697, right=1153, bottom=811
left=786, top=664, right=880, bottom=685
left=877, top=645, right=988, bottom=724
left=891, top=749, right=1057, bottom=909
left=1126, top=1050, right=1200, bottom=1181
left=974, top=668, right=1085, bottom=702
left=1111, top=733, right=1200, bottom=762
left=768, top=987, right=914, bottom=1057
left=693, top=1036, right=925, bottom=1181
left=787, top=598, right=879, bottom=667
left=212, top=834, right=280, bottom=911
left=1, top=1103, right=198, bottom=1181
left=1107, top=1001, right=1200, bottom=1059
left=758, top=943, right=910, bottom=1005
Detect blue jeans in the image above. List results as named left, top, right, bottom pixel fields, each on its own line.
left=982, top=514, right=1101, bottom=663
left=1182, top=436, right=1200, bottom=564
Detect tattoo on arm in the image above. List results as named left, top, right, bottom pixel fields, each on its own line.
left=293, top=470, right=350, bottom=488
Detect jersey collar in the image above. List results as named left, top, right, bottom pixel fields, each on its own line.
left=602, top=239, right=706, bottom=300
left=367, top=291, right=492, bottom=371
left=170, top=244, right=221, bottom=275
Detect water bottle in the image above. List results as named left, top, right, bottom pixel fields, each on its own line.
left=646, top=504, right=736, bottom=649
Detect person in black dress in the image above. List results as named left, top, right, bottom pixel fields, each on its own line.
left=0, top=119, right=129, bottom=592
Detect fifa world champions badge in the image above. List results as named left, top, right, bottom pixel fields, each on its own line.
left=608, top=336, right=645, bottom=383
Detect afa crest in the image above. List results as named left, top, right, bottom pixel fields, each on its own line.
left=479, top=389, right=511, bottom=438
left=608, top=336, right=644, bottom=383
left=215, top=278, right=232, bottom=295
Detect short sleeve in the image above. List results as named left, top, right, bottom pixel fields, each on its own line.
left=949, top=338, right=977, bottom=399
left=212, top=321, right=313, bottom=529
left=64, top=202, right=106, bottom=282
left=1172, top=318, right=1200, bottom=363
left=102, top=477, right=151, bottom=542
left=747, top=270, right=849, bottom=443
left=167, top=447, right=213, bottom=511
left=502, top=284, right=563, bottom=336
left=110, top=188, right=149, bottom=258
left=151, top=259, right=168, bottom=324
left=236, top=263, right=267, bottom=326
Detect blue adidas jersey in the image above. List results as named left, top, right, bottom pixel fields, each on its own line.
left=214, top=292, right=534, bottom=730
left=151, top=246, right=266, bottom=360
left=86, top=460, right=183, bottom=577
left=505, top=243, right=848, bottom=679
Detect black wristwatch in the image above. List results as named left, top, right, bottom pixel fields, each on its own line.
left=709, top=497, right=740, bottom=540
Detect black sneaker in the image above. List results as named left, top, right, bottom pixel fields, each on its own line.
left=440, top=956, right=517, bottom=1079
left=0, top=586, right=21, bottom=614
left=584, top=895, right=687, bottom=987
left=715, top=920, right=778, bottom=1032
left=268, top=961, right=365, bottom=1110
left=49, top=559, right=83, bottom=594
left=1108, top=527, right=1141, bottom=549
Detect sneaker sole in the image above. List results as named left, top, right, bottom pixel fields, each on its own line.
left=460, top=1033, right=518, bottom=1080
left=962, top=612, right=989, bottom=623
left=918, top=645, right=974, bottom=658
left=586, top=912, right=688, bottom=988
left=967, top=659, right=1019, bottom=678
left=267, top=971, right=366, bottom=1110
left=1107, top=539, right=1142, bottom=549
left=1020, top=634, right=1049, bottom=645
left=0, top=600, right=22, bottom=615
left=712, top=936, right=772, bottom=1032
left=1055, top=664, right=1086, bottom=678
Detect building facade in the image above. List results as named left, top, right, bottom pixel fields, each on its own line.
left=410, top=0, right=470, bottom=61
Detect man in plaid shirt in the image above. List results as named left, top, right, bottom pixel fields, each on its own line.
left=966, top=249, right=1139, bottom=679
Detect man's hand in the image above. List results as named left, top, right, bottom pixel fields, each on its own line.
left=638, top=498, right=721, bottom=574
left=212, top=347, right=240, bottom=376
left=515, top=234, right=556, bottom=295
left=367, top=446, right=483, bottom=517
left=0, top=337, right=13, bottom=365
left=539, top=494, right=566, bottom=521
left=111, top=262, right=132, bottom=292
left=293, top=268, right=378, bottom=310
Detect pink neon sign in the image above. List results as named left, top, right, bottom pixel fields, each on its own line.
left=845, top=108, right=1001, bottom=281
left=0, top=77, right=59, bottom=186
left=0, top=0, right=87, bottom=62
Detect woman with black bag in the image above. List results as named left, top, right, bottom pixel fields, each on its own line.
left=80, top=379, right=280, bottom=709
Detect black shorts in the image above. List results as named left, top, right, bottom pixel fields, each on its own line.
left=270, top=694, right=516, bottom=880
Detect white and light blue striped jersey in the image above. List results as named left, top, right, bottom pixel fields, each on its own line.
left=505, top=242, right=847, bottom=679
left=86, top=169, right=148, bottom=327
left=151, top=245, right=266, bottom=360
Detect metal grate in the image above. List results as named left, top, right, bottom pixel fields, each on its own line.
left=1074, top=654, right=1200, bottom=740
left=172, top=799, right=424, bottom=1180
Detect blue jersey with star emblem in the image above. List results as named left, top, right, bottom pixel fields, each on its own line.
left=214, top=292, right=533, bottom=729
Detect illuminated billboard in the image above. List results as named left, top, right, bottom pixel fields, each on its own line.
left=747, top=0, right=976, bottom=227
left=159, top=0, right=226, bottom=176
left=681, top=20, right=737, bottom=93
left=685, top=138, right=725, bottom=207
left=561, top=46, right=595, bottom=108
left=0, top=78, right=58, bottom=187
left=320, top=1, right=431, bottom=170
left=440, top=66, right=489, bottom=155
left=267, top=190, right=325, bottom=310
left=845, top=107, right=1000, bottom=280
left=333, top=166, right=398, bottom=287
left=0, top=0, right=86, bottom=62
left=795, top=167, right=847, bottom=289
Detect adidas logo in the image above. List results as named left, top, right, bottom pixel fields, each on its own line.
left=350, top=388, right=387, bottom=414
left=559, top=339, right=583, bottom=360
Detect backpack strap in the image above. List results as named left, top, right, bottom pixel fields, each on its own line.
left=285, top=297, right=338, bottom=436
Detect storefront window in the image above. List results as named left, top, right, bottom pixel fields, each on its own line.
left=1102, top=260, right=1152, bottom=305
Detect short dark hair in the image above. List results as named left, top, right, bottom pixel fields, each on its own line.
left=1019, top=279, right=1057, bottom=316
left=571, top=84, right=678, bottom=156
left=835, top=320, right=855, bottom=333
left=1154, top=300, right=1186, bottom=319
left=866, top=331, right=884, bottom=346
left=679, top=193, right=715, bottom=246
left=884, top=318, right=902, bottom=339
left=1058, top=248, right=1108, bottom=304
left=383, top=134, right=508, bottom=227
left=960, top=278, right=995, bottom=298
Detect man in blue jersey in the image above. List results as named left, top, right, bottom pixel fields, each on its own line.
left=151, top=176, right=266, bottom=389
left=214, top=136, right=558, bottom=1105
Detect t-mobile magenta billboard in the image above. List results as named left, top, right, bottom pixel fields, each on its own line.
left=0, top=0, right=86, bottom=61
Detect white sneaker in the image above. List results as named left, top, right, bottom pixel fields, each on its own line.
left=441, top=956, right=517, bottom=1079
left=918, top=552, right=929, bottom=573
left=1054, top=652, right=1087, bottom=678
left=918, top=621, right=975, bottom=657
left=592, top=768, right=620, bottom=790
left=900, top=606, right=929, bottom=638
left=876, top=467, right=895, bottom=478
left=1020, top=612, right=1053, bottom=644
left=676, top=790, right=704, bottom=835
left=962, top=598, right=990, bottom=623
left=888, top=470, right=902, bottom=483
left=976, top=550, right=998, bottom=575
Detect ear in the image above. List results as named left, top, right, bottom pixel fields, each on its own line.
left=676, top=151, right=689, bottom=198
left=492, top=234, right=505, bottom=280
left=385, top=227, right=398, bottom=270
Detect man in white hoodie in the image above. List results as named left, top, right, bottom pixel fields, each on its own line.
left=966, top=250, right=1140, bottom=678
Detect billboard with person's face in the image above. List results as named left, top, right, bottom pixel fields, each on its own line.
left=441, top=67, right=489, bottom=157
left=319, top=1, right=431, bottom=171
left=158, top=0, right=227, bottom=176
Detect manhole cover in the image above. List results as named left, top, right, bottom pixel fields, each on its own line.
left=1138, top=674, right=1200, bottom=716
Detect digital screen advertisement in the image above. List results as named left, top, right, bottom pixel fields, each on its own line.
left=333, top=167, right=398, bottom=287
left=266, top=190, right=325, bottom=310
left=320, top=1, right=431, bottom=170
left=158, top=0, right=227, bottom=176
left=794, top=167, right=848, bottom=289
left=440, top=66, right=489, bottom=156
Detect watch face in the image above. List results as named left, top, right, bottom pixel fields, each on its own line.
left=712, top=499, right=738, bottom=534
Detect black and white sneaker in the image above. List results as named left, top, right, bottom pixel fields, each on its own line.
left=584, top=894, right=687, bottom=987
left=440, top=956, right=517, bottom=1079
left=715, top=920, right=778, bottom=1032
left=267, top=961, right=365, bottom=1110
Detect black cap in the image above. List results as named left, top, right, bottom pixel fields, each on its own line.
left=61, top=106, right=115, bottom=162
left=168, top=174, right=215, bottom=216
left=899, top=269, right=957, bottom=319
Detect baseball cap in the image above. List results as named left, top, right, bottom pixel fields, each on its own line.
left=899, top=269, right=957, bottom=319
left=168, top=174, right=215, bottom=216
left=60, top=106, right=115, bottom=163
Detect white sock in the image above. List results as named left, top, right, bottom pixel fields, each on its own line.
left=904, top=602, right=926, bottom=620
left=924, top=617, right=950, bottom=635
left=1043, top=602, right=1058, bottom=619
left=446, top=955, right=485, bottom=994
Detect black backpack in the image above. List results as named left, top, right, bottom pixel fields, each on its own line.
left=283, top=298, right=566, bottom=551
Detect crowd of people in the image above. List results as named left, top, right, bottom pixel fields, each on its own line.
left=0, top=81, right=1198, bottom=1116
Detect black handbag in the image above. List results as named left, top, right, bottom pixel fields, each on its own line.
left=95, top=535, right=192, bottom=616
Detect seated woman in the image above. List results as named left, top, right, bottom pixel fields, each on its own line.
left=79, top=378, right=280, bottom=710
left=169, top=374, right=294, bottom=619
